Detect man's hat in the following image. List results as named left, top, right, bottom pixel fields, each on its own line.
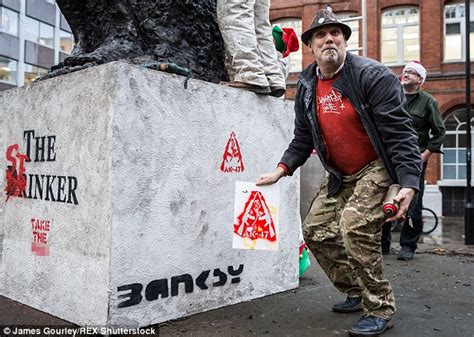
left=301, top=9, right=352, bottom=46
left=403, top=60, right=427, bottom=84
left=272, top=26, right=300, bottom=58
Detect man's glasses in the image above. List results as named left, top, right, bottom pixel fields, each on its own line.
left=402, top=70, right=419, bottom=77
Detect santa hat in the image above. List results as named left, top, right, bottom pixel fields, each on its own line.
left=272, top=26, right=300, bottom=58
left=403, top=60, right=426, bottom=84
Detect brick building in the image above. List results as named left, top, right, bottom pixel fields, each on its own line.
left=270, top=0, right=474, bottom=216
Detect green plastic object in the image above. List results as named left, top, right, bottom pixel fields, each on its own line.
left=139, top=61, right=191, bottom=88
left=299, top=247, right=311, bottom=277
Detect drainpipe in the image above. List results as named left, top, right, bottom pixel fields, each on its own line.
left=465, top=0, right=474, bottom=245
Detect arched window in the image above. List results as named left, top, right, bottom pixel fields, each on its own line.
left=442, top=108, right=474, bottom=181
left=337, top=12, right=361, bottom=55
left=271, top=18, right=302, bottom=73
left=444, top=1, right=474, bottom=61
left=381, top=7, right=419, bottom=65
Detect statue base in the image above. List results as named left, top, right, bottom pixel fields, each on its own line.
left=0, top=62, right=300, bottom=327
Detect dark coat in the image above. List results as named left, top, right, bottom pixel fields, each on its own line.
left=407, top=91, right=446, bottom=153
left=280, top=52, right=422, bottom=196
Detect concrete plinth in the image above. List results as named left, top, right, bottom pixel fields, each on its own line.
left=0, top=62, right=300, bottom=327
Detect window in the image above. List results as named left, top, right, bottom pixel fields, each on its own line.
left=0, top=56, right=17, bottom=85
left=272, top=18, right=302, bottom=73
left=24, top=64, right=48, bottom=85
left=442, top=109, right=474, bottom=180
left=39, top=22, right=54, bottom=46
left=23, top=16, right=54, bottom=47
left=0, top=6, right=19, bottom=36
left=337, top=12, right=361, bottom=55
left=60, top=30, right=74, bottom=53
left=381, top=7, right=419, bottom=65
left=444, top=2, right=474, bottom=61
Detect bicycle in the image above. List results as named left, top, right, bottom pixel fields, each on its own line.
left=390, top=207, right=439, bottom=235
left=421, top=207, right=439, bottom=234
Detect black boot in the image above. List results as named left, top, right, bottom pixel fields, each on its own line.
left=332, top=296, right=362, bottom=313
left=397, top=246, right=415, bottom=261
left=348, top=315, right=393, bottom=336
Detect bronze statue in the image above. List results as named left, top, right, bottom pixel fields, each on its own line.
left=44, top=0, right=227, bottom=83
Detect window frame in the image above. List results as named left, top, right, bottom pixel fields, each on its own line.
left=59, top=29, right=74, bottom=54
left=0, top=6, right=19, bottom=37
left=23, top=15, right=55, bottom=48
left=23, top=63, right=48, bottom=85
left=39, top=21, right=54, bottom=47
left=443, top=1, right=474, bottom=62
left=441, top=108, right=474, bottom=183
left=337, top=12, right=362, bottom=56
left=0, top=56, right=18, bottom=85
left=381, top=6, right=420, bottom=66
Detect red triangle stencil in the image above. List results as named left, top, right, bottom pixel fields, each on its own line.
left=220, top=132, right=244, bottom=173
left=234, top=191, right=277, bottom=242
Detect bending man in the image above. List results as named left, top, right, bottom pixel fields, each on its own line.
left=256, top=9, right=422, bottom=337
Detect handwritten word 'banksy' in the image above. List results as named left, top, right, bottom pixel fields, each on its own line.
left=117, top=264, right=244, bottom=308
left=220, top=132, right=244, bottom=173
left=4, top=130, right=79, bottom=204
left=31, top=218, right=52, bottom=256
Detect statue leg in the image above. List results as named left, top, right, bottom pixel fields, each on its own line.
left=50, top=0, right=142, bottom=73
left=216, top=0, right=269, bottom=87
left=55, top=0, right=89, bottom=56
left=254, top=0, right=285, bottom=89
left=67, top=0, right=142, bottom=65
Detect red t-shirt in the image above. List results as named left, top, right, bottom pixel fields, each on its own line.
left=316, top=75, right=378, bottom=175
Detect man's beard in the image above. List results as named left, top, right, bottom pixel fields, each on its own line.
left=322, top=49, right=339, bottom=64
left=402, top=82, right=418, bottom=91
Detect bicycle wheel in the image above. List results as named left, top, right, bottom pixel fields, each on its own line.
left=422, top=207, right=439, bottom=234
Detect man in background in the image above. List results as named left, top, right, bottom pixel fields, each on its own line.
left=386, top=61, right=446, bottom=261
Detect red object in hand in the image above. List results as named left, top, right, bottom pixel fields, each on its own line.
left=383, top=184, right=401, bottom=216
left=383, top=203, right=398, bottom=216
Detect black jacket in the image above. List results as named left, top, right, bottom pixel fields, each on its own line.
left=280, top=53, right=422, bottom=196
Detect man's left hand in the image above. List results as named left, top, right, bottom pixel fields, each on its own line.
left=421, top=149, right=432, bottom=162
left=385, top=187, right=416, bottom=222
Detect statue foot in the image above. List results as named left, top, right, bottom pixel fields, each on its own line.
left=67, top=37, right=142, bottom=66
left=45, top=36, right=143, bottom=79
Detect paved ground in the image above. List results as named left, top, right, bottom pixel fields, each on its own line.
left=0, top=218, right=473, bottom=337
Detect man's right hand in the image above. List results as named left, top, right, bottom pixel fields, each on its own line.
left=385, top=187, right=416, bottom=222
left=256, top=167, right=286, bottom=186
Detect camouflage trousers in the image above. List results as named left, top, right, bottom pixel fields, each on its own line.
left=303, top=159, right=396, bottom=319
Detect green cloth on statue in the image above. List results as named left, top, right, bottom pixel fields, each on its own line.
left=272, top=25, right=286, bottom=54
